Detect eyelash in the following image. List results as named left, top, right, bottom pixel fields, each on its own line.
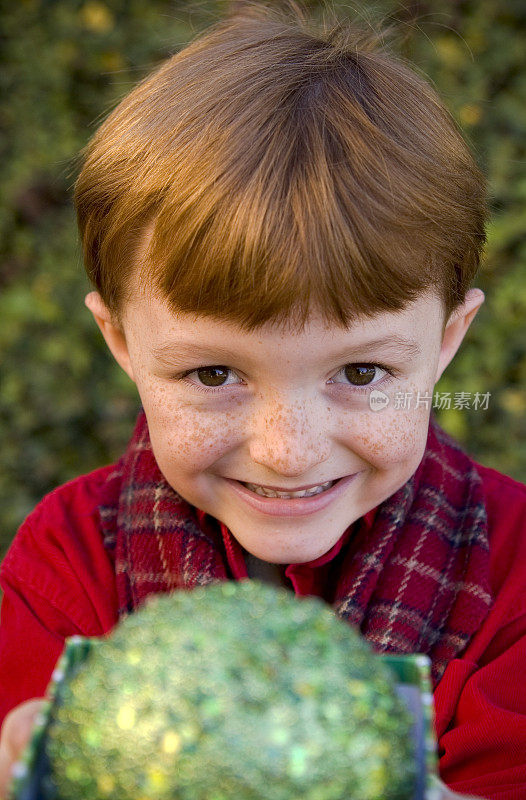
left=175, top=363, right=399, bottom=395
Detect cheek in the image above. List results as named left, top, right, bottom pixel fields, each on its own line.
left=138, top=384, right=244, bottom=473
left=340, top=397, right=430, bottom=469
left=354, top=412, right=427, bottom=465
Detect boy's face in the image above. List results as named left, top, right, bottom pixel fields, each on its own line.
left=88, top=284, right=483, bottom=564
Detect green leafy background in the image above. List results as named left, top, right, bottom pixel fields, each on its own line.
left=1, top=0, right=525, bottom=558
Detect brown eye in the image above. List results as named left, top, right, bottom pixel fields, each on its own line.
left=196, top=367, right=231, bottom=386
left=344, top=364, right=378, bottom=386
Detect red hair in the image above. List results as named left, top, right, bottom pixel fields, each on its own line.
left=75, top=2, right=487, bottom=329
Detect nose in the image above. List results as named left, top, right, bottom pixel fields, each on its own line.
left=248, top=397, right=331, bottom=477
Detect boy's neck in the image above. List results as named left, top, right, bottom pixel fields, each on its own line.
left=245, top=552, right=288, bottom=589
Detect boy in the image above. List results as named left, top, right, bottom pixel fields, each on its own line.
left=1, top=3, right=525, bottom=798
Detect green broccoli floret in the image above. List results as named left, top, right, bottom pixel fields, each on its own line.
left=47, top=581, right=416, bottom=800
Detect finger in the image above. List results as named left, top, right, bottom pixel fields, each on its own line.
left=0, top=699, right=46, bottom=798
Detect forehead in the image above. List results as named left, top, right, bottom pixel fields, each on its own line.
left=122, top=283, right=445, bottom=362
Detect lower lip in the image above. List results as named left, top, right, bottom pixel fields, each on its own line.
left=224, top=474, right=360, bottom=518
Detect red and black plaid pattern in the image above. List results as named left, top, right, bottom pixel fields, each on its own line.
left=99, top=411, right=492, bottom=685
left=333, top=422, right=492, bottom=683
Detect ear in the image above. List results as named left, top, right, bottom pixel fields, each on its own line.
left=85, top=292, right=136, bottom=382
left=435, top=288, right=484, bottom=383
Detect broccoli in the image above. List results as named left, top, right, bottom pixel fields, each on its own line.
left=46, top=581, right=416, bottom=799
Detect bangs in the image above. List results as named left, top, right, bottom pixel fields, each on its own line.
left=143, top=57, right=476, bottom=331
left=146, top=163, right=438, bottom=331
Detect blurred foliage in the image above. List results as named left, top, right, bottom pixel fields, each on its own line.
left=0, top=0, right=525, bottom=557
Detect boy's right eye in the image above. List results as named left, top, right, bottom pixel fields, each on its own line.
left=182, top=366, right=242, bottom=388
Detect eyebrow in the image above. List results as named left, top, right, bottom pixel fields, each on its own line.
left=330, top=335, right=422, bottom=361
left=152, top=342, right=254, bottom=365
left=151, top=334, right=421, bottom=366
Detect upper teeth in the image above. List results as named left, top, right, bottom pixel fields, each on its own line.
left=243, top=480, right=335, bottom=498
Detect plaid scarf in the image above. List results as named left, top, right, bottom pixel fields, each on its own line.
left=99, top=411, right=492, bottom=685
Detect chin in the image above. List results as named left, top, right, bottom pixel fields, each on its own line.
left=249, top=542, right=329, bottom=565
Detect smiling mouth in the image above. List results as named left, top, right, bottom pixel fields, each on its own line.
left=240, top=479, right=337, bottom=499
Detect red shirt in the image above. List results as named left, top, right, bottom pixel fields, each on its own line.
left=1, top=461, right=525, bottom=799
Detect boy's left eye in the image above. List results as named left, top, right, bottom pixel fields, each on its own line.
left=331, top=364, right=388, bottom=387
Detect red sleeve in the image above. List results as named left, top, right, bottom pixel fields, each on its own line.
left=434, top=465, right=526, bottom=799
left=435, top=618, right=526, bottom=798
left=0, top=468, right=119, bottom=727
left=0, top=575, right=72, bottom=720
